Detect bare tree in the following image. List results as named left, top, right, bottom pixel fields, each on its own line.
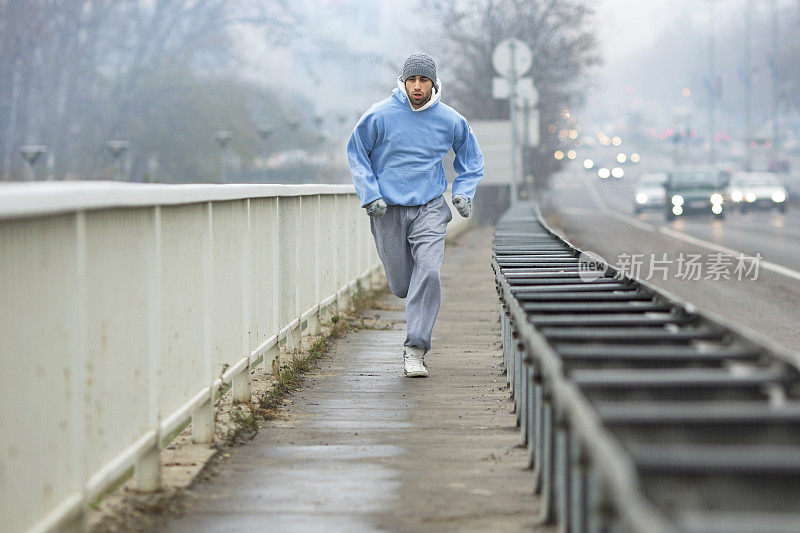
left=0, top=0, right=300, bottom=181
left=778, top=2, right=800, bottom=114
left=423, top=0, right=600, bottom=190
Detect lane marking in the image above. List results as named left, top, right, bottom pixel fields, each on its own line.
left=585, top=174, right=654, bottom=232
left=607, top=210, right=655, bottom=232
left=577, top=172, right=800, bottom=283
left=658, top=226, right=800, bottom=282
left=559, top=207, right=600, bottom=216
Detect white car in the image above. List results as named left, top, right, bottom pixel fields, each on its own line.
left=633, top=173, right=667, bottom=214
left=725, top=172, right=788, bottom=213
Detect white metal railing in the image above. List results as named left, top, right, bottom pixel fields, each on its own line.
left=0, top=182, right=403, bottom=532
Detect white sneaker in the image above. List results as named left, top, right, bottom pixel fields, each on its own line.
left=403, top=346, right=428, bottom=377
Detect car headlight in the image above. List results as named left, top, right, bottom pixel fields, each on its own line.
left=672, top=205, right=683, bottom=216
left=710, top=193, right=723, bottom=205
left=711, top=204, right=723, bottom=214
left=745, top=192, right=757, bottom=203
left=731, top=190, right=743, bottom=202
left=772, top=191, right=786, bottom=203
left=671, top=195, right=684, bottom=207
left=612, top=167, right=624, bottom=178
left=635, top=193, right=648, bottom=204
left=598, top=168, right=610, bottom=179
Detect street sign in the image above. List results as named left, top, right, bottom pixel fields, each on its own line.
left=492, top=38, right=533, bottom=79
left=491, top=77, right=509, bottom=99
left=491, top=38, right=534, bottom=206
left=492, top=76, right=538, bottom=105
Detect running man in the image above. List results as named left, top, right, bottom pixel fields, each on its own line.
left=347, top=52, right=485, bottom=377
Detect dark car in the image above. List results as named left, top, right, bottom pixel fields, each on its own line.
left=664, top=168, right=726, bottom=221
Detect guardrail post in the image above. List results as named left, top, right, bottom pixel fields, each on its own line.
left=196, top=202, right=215, bottom=444
left=532, top=372, right=545, bottom=493
left=570, top=440, right=588, bottom=533
left=336, top=197, right=347, bottom=314
left=134, top=205, right=163, bottom=492
left=587, top=469, right=615, bottom=533
left=134, top=445, right=161, bottom=492
left=508, top=318, right=516, bottom=397
left=526, top=363, right=537, bottom=469
left=264, top=343, right=279, bottom=374
left=519, top=358, right=529, bottom=445
left=192, top=388, right=215, bottom=443
left=235, top=200, right=252, bottom=404
left=233, top=369, right=250, bottom=402
left=538, top=393, right=555, bottom=524
left=310, top=194, right=321, bottom=336
left=514, top=333, right=523, bottom=421
left=555, top=413, right=571, bottom=533
left=307, top=313, right=320, bottom=337
left=286, top=327, right=298, bottom=354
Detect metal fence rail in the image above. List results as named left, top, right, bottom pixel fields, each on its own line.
left=0, top=182, right=380, bottom=533
left=493, top=201, right=800, bottom=533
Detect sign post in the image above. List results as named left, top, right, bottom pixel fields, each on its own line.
left=492, top=38, right=533, bottom=205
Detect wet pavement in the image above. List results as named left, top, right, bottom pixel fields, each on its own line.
left=160, top=226, right=546, bottom=532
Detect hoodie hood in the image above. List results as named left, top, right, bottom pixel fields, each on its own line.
left=395, top=76, right=442, bottom=112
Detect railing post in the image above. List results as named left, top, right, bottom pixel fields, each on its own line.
left=134, top=446, right=161, bottom=492
left=307, top=313, right=320, bottom=337
left=75, top=211, right=89, bottom=530
left=135, top=205, right=163, bottom=492
left=269, top=197, right=280, bottom=372
left=336, top=195, right=347, bottom=314
left=195, top=202, right=215, bottom=443
left=264, top=343, right=279, bottom=374
left=234, top=199, right=251, bottom=403
left=310, top=194, right=321, bottom=336
left=285, top=326, right=298, bottom=354
left=233, top=370, right=250, bottom=403
left=192, top=389, right=215, bottom=443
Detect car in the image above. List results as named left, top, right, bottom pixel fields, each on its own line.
left=633, top=173, right=667, bottom=214
left=725, top=172, right=788, bottom=213
left=664, top=168, right=726, bottom=221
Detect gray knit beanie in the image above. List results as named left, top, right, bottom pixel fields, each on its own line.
left=402, top=53, right=437, bottom=85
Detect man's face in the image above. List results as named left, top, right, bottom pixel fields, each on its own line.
left=404, top=75, right=434, bottom=109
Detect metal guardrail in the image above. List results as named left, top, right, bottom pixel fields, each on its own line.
left=493, top=201, right=800, bottom=533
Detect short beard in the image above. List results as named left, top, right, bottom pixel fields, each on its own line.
left=411, top=92, right=432, bottom=108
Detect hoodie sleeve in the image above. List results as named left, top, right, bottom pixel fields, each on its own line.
left=346, top=113, right=382, bottom=207
left=452, top=118, right=485, bottom=200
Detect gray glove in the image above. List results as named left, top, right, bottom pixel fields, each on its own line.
left=365, top=198, right=387, bottom=218
left=452, top=194, right=471, bottom=218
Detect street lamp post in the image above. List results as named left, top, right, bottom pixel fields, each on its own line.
left=770, top=0, right=780, bottom=162
left=214, top=130, right=233, bottom=182
left=105, top=140, right=131, bottom=181
left=257, top=124, right=273, bottom=141
left=19, top=145, right=46, bottom=181
left=702, top=0, right=722, bottom=167
left=744, top=0, right=753, bottom=171
left=257, top=124, right=273, bottom=174
left=287, top=118, right=300, bottom=148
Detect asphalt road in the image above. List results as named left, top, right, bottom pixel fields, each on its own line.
left=541, top=163, right=800, bottom=353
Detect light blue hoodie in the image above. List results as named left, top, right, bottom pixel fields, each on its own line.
left=347, top=78, right=484, bottom=207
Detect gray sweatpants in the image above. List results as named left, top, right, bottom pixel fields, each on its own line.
left=370, top=195, right=453, bottom=353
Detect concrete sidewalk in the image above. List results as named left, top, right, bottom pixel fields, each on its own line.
left=161, top=226, right=545, bottom=532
